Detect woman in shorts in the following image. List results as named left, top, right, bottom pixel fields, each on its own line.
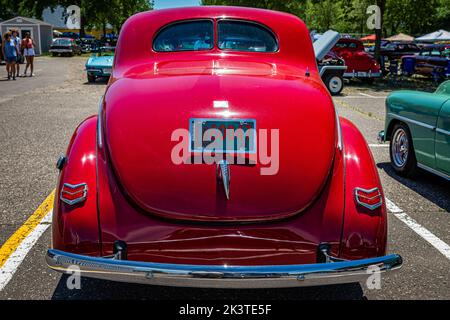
left=21, top=32, right=36, bottom=77
left=2, top=32, right=18, bottom=80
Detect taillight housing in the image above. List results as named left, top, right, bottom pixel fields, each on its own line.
left=354, top=187, right=382, bottom=210
left=60, top=183, right=88, bottom=205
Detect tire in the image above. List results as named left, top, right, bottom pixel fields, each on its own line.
left=324, top=73, right=344, bottom=96
left=52, top=52, right=58, bottom=57
left=87, top=74, right=96, bottom=83
left=389, top=123, right=417, bottom=177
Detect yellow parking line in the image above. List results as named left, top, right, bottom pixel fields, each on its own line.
left=0, top=190, right=55, bottom=269
left=334, top=99, right=384, bottom=122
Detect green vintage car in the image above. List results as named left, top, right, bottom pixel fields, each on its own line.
left=380, top=80, right=450, bottom=180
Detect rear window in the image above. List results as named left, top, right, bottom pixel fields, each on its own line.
left=53, top=39, right=72, bottom=46
left=153, top=20, right=214, bottom=52
left=218, top=20, right=278, bottom=52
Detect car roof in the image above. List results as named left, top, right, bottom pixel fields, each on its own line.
left=114, top=6, right=316, bottom=77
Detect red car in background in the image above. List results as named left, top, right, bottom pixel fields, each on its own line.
left=46, top=7, right=401, bottom=288
left=332, top=38, right=381, bottom=80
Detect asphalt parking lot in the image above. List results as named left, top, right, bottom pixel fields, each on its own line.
left=0, top=56, right=449, bottom=300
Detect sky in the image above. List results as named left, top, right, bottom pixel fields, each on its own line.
left=153, top=0, right=201, bottom=10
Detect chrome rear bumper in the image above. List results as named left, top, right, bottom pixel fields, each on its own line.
left=46, top=249, right=402, bottom=289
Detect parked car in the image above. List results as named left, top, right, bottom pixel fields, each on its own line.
left=80, top=38, right=101, bottom=53
left=46, top=7, right=402, bottom=288
left=49, top=38, right=82, bottom=57
left=332, top=38, right=381, bottom=81
left=379, top=42, right=421, bottom=60
left=314, top=30, right=347, bottom=95
left=85, top=46, right=115, bottom=82
left=401, top=46, right=450, bottom=81
left=379, top=80, right=450, bottom=180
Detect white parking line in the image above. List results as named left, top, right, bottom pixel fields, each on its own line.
left=369, top=144, right=389, bottom=148
left=0, top=211, right=52, bottom=291
left=341, top=95, right=386, bottom=99
left=386, top=199, right=450, bottom=261
left=358, top=92, right=378, bottom=98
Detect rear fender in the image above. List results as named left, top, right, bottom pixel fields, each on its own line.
left=340, top=118, right=387, bottom=259
left=52, top=116, right=100, bottom=256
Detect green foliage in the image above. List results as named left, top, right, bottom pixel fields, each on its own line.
left=0, top=0, right=153, bottom=33
left=202, top=0, right=450, bottom=36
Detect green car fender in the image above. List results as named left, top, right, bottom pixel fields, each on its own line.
left=384, top=80, right=450, bottom=175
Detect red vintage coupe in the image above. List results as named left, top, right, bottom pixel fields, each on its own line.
left=332, top=38, right=381, bottom=80
left=46, top=7, right=402, bottom=288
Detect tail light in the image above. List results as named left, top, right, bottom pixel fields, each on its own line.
left=60, top=183, right=88, bottom=205
left=354, top=187, right=382, bottom=210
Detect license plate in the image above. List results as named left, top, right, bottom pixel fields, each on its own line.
left=189, top=118, right=256, bottom=153
left=357, top=72, right=368, bottom=77
left=102, top=68, right=112, bottom=74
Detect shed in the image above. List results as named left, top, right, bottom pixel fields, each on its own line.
left=0, top=16, right=53, bottom=55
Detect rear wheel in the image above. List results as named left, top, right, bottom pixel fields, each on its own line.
left=389, top=123, right=417, bottom=177
left=87, top=74, right=96, bottom=83
left=324, top=74, right=344, bottom=96
left=52, top=52, right=58, bottom=57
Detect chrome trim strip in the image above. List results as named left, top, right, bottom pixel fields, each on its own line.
left=319, top=65, right=347, bottom=77
left=46, top=249, right=402, bottom=289
left=388, top=113, right=436, bottom=131
left=60, top=183, right=88, bottom=205
left=354, top=187, right=383, bottom=210
left=335, top=108, right=343, bottom=151
left=436, top=128, right=450, bottom=136
left=417, top=163, right=450, bottom=181
left=97, top=96, right=104, bottom=148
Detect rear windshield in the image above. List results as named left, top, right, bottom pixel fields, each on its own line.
left=153, top=20, right=214, bottom=52
left=218, top=20, right=278, bottom=52
left=53, top=39, right=72, bottom=46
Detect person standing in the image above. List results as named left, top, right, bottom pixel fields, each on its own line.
left=11, top=29, right=21, bottom=77
left=2, top=32, right=18, bottom=80
left=21, top=32, right=35, bottom=77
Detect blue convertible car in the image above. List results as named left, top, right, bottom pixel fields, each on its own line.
left=85, top=46, right=115, bottom=83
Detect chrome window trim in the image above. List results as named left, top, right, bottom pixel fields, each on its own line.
left=217, top=19, right=280, bottom=53
left=388, top=113, right=436, bottom=131
left=436, top=128, right=450, bottom=136
left=152, top=19, right=215, bottom=53
left=417, top=163, right=450, bottom=181
left=97, top=96, right=103, bottom=148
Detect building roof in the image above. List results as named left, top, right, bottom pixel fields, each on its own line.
left=0, top=16, right=53, bottom=27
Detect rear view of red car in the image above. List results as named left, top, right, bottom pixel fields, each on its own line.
left=46, top=7, right=402, bottom=288
left=332, top=38, right=381, bottom=80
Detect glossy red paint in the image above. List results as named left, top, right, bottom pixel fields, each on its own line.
left=52, top=116, right=100, bottom=256
left=339, top=118, right=387, bottom=260
left=53, top=7, right=387, bottom=266
left=332, top=39, right=380, bottom=75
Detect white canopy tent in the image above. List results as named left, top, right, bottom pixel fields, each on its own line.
left=415, top=30, right=450, bottom=42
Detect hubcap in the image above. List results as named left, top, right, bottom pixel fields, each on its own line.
left=392, top=128, right=409, bottom=168
left=329, top=76, right=342, bottom=93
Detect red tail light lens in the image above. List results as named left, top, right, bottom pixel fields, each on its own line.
left=60, top=183, right=88, bottom=205
left=354, top=187, right=382, bottom=210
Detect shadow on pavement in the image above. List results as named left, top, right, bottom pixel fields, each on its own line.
left=51, top=275, right=366, bottom=300
left=377, top=162, right=450, bottom=212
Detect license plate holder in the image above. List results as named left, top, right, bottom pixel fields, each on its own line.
left=189, top=118, right=256, bottom=154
